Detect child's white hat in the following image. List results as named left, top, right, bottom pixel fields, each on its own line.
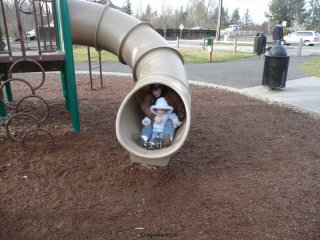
left=150, top=97, right=173, bottom=114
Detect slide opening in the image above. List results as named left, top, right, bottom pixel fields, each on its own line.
left=116, top=82, right=190, bottom=160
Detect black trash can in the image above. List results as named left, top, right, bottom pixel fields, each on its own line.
left=253, top=32, right=267, bottom=55
left=262, top=45, right=290, bottom=89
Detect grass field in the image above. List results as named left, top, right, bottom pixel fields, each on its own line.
left=73, top=45, right=255, bottom=64
left=299, top=56, right=320, bottom=77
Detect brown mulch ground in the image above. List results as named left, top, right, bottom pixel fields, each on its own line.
left=1, top=73, right=320, bottom=240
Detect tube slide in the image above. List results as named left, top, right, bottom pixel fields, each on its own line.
left=68, top=0, right=191, bottom=166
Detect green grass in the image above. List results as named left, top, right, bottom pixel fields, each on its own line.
left=178, top=48, right=255, bottom=63
left=73, top=45, right=255, bottom=64
left=73, top=46, right=118, bottom=62
left=299, top=57, right=320, bottom=77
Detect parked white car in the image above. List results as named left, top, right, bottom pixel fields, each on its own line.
left=224, top=25, right=238, bottom=33
left=26, top=29, right=36, bottom=40
left=283, top=31, right=320, bottom=46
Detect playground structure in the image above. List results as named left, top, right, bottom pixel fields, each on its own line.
left=0, top=0, right=191, bottom=166
left=0, top=0, right=79, bottom=146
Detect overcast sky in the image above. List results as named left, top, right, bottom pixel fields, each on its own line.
left=111, top=0, right=271, bottom=24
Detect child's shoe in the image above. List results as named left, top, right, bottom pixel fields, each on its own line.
left=163, top=134, right=171, bottom=147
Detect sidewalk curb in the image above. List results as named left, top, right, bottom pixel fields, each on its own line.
left=189, top=79, right=320, bottom=119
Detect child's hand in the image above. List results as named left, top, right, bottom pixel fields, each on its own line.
left=142, top=121, right=149, bottom=126
left=173, top=122, right=182, bottom=128
left=154, top=116, right=162, bottom=124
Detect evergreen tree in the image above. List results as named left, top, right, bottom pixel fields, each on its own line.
left=213, top=5, right=230, bottom=28
left=122, top=0, right=132, bottom=15
left=178, top=6, right=188, bottom=27
left=242, top=9, right=252, bottom=28
left=230, top=8, right=240, bottom=24
left=223, top=7, right=230, bottom=26
left=268, top=0, right=307, bottom=27
left=141, top=4, right=152, bottom=22
left=306, top=0, right=320, bottom=31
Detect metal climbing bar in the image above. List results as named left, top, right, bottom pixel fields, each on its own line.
left=0, top=0, right=81, bottom=143
left=0, top=0, right=65, bottom=73
left=87, top=46, right=103, bottom=90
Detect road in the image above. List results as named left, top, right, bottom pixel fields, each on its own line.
left=284, top=44, right=320, bottom=56
left=168, top=39, right=320, bottom=57
left=184, top=56, right=312, bottom=89
left=75, top=55, right=312, bottom=89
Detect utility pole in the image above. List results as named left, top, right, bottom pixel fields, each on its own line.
left=311, top=0, right=316, bottom=29
left=216, top=0, right=223, bottom=41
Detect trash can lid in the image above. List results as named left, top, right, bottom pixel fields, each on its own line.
left=269, top=45, right=287, bottom=56
left=256, top=32, right=266, bottom=37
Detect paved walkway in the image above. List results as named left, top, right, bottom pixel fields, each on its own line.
left=190, top=76, right=320, bottom=117
left=241, top=77, right=320, bottom=117
left=186, top=56, right=320, bottom=117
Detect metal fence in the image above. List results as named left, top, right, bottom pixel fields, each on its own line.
left=155, top=29, right=217, bottom=40
left=0, top=0, right=65, bottom=73
left=0, top=0, right=59, bottom=56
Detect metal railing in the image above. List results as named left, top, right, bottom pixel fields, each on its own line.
left=0, top=0, right=61, bottom=146
left=0, top=0, right=58, bottom=56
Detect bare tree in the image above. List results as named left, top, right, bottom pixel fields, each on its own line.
left=187, top=0, right=217, bottom=28
left=242, top=8, right=252, bottom=28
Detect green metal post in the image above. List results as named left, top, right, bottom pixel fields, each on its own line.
left=3, top=74, right=13, bottom=102
left=53, top=2, right=70, bottom=109
left=0, top=26, right=9, bottom=117
left=0, top=84, right=7, bottom=117
left=0, top=74, right=10, bottom=117
left=0, top=97, right=6, bottom=117
left=54, top=0, right=80, bottom=132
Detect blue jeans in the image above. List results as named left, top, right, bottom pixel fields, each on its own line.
left=150, top=132, right=164, bottom=143
left=141, top=119, right=175, bottom=141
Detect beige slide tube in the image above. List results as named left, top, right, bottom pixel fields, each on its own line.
left=68, top=0, right=191, bottom=166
